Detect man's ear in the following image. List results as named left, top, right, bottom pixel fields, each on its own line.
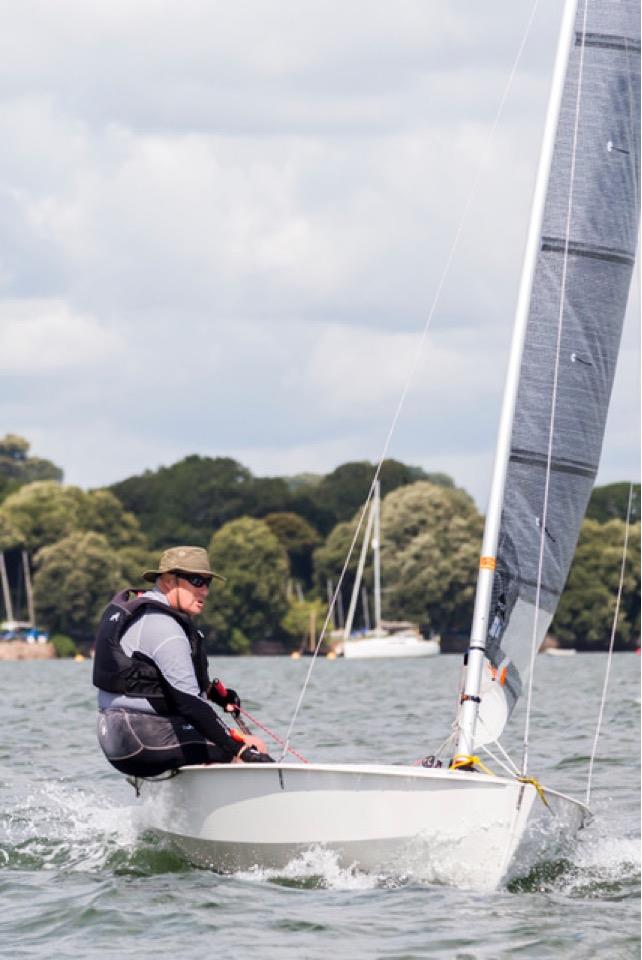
left=157, top=573, right=175, bottom=594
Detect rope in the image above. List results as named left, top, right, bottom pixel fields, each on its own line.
left=481, top=743, right=520, bottom=779
left=521, top=0, right=590, bottom=777
left=281, top=0, right=543, bottom=763
left=126, top=770, right=179, bottom=797
left=451, top=753, right=549, bottom=809
left=238, top=706, right=310, bottom=764
left=515, top=775, right=550, bottom=808
left=278, top=487, right=377, bottom=761
left=450, top=754, right=496, bottom=776
left=585, top=483, right=635, bottom=806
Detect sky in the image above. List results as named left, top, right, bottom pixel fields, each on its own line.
left=1, top=0, right=639, bottom=508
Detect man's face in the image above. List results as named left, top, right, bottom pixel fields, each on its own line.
left=160, top=572, right=212, bottom=615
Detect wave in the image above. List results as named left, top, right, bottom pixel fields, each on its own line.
left=0, top=771, right=185, bottom=876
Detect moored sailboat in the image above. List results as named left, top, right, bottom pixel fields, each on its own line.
left=341, top=481, right=440, bottom=659
left=135, top=0, right=640, bottom=888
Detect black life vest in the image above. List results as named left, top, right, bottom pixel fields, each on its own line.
left=92, top=588, right=210, bottom=706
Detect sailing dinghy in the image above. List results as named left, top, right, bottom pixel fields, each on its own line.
left=136, top=0, right=640, bottom=889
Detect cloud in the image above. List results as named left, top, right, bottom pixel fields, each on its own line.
left=0, top=299, right=121, bottom=372
left=0, top=0, right=637, bottom=507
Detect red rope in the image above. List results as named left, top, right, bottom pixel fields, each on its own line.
left=238, top=706, right=310, bottom=764
left=237, top=708, right=431, bottom=768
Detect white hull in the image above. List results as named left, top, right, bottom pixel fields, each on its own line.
left=138, top=763, right=588, bottom=890
left=343, top=635, right=440, bottom=659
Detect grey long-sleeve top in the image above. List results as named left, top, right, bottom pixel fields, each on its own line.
left=97, top=588, right=240, bottom=756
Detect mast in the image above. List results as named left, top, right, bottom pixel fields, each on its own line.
left=22, top=549, right=35, bottom=627
left=372, top=480, right=382, bottom=633
left=326, top=578, right=337, bottom=630
left=343, top=498, right=376, bottom=639
left=337, top=586, right=345, bottom=629
left=361, top=585, right=371, bottom=631
left=0, top=552, right=14, bottom=623
left=456, top=0, right=580, bottom=758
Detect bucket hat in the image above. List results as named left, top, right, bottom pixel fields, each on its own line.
left=143, top=546, right=225, bottom=583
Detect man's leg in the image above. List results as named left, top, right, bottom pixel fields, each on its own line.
left=98, top=709, right=231, bottom=777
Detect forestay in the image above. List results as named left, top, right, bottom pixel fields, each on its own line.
left=485, top=0, right=640, bottom=724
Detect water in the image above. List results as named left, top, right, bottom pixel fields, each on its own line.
left=0, top=654, right=639, bottom=959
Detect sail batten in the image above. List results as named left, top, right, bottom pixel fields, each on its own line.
left=541, top=237, right=636, bottom=265
left=509, top=449, right=597, bottom=478
left=576, top=32, right=641, bottom=52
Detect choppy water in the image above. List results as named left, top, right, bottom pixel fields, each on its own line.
left=0, top=654, right=639, bottom=959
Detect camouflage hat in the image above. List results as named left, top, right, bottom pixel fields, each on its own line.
left=143, top=546, right=225, bottom=583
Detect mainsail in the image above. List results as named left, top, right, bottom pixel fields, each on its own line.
left=474, top=0, right=640, bottom=739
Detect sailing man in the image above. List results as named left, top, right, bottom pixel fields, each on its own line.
left=93, top=545, right=273, bottom=776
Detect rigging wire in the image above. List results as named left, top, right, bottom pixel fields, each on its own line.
left=584, top=487, right=635, bottom=802
left=584, top=49, right=640, bottom=797
left=521, top=0, right=590, bottom=778
left=279, top=0, right=544, bottom=763
left=477, top=716, right=521, bottom=775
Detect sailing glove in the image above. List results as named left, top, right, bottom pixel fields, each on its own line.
left=208, top=678, right=241, bottom=717
left=239, top=746, right=274, bottom=763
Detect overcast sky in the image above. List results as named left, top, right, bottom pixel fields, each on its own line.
left=1, top=0, right=639, bottom=508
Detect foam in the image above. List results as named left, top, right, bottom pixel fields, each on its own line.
left=1, top=776, right=141, bottom=873
left=233, top=846, right=382, bottom=890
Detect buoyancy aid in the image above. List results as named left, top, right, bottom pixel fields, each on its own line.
left=92, top=588, right=210, bottom=706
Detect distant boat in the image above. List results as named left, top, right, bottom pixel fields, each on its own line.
left=341, top=481, right=440, bottom=660
left=343, top=629, right=440, bottom=660
left=544, top=647, right=577, bottom=657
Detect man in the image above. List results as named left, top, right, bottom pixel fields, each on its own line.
left=93, top=545, right=273, bottom=777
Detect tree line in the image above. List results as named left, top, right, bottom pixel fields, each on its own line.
left=0, top=434, right=639, bottom=654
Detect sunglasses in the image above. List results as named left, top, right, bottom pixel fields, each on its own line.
left=174, top=571, right=213, bottom=588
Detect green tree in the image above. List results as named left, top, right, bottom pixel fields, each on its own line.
left=0, top=434, right=63, bottom=485
left=202, top=517, right=289, bottom=653
left=315, top=481, right=483, bottom=636
left=380, top=483, right=483, bottom=635
left=0, top=512, right=21, bottom=551
left=313, top=515, right=364, bottom=621
left=0, top=434, right=30, bottom=476
left=81, top=489, right=147, bottom=549
left=0, top=482, right=146, bottom=553
left=586, top=482, right=641, bottom=524
left=109, top=454, right=322, bottom=548
left=110, top=455, right=258, bottom=548
left=0, top=482, right=86, bottom=550
left=34, top=531, right=122, bottom=643
left=262, top=512, right=321, bottom=586
left=116, top=544, right=158, bottom=586
left=50, top=634, right=78, bottom=658
left=310, top=460, right=442, bottom=534
left=551, top=518, right=640, bottom=650
left=282, top=597, right=329, bottom=652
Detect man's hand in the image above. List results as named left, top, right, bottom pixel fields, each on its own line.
left=208, top=678, right=241, bottom=717
left=233, top=745, right=275, bottom=764
left=239, top=732, right=268, bottom=754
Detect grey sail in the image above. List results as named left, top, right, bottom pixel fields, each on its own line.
left=486, top=0, right=640, bottom=717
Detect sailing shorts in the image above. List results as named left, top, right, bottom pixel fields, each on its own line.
left=97, top=708, right=231, bottom=777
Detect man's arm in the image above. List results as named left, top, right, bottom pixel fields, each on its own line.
left=142, top=615, right=243, bottom=758
left=165, top=684, right=242, bottom=757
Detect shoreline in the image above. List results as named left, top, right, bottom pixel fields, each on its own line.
left=0, top=641, right=56, bottom=661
